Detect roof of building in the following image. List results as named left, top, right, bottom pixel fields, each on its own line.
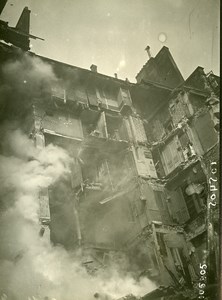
left=136, top=46, right=184, bottom=88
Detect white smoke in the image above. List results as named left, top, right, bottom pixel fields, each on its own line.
left=1, top=53, right=56, bottom=93
left=0, top=129, right=156, bottom=299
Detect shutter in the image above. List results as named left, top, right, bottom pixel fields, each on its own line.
left=161, top=136, right=183, bottom=175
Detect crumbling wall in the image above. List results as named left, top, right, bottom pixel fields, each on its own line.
left=191, top=111, right=218, bottom=153
left=129, top=116, right=147, bottom=144
left=146, top=105, right=170, bottom=142
left=168, top=91, right=194, bottom=125
left=188, top=93, right=207, bottom=112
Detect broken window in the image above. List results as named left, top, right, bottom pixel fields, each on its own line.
left=156, top=233, right=167, bottom=256
left=181, top=183, right=204, bottom=219
left=96, top=87, right=119, bottom=110
left=51, top=84, right=66, bottom=103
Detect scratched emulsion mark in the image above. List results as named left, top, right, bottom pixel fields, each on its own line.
left=188, top=0, right=201, bottom=39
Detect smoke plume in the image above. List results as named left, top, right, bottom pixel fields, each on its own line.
left=0, top=53, right=156, bottom=299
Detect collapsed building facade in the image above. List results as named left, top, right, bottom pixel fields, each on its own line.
left=0, top=34, right=220, bottom=299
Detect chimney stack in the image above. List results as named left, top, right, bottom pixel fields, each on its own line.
left=90, top=64, right=97, bottom=72
left=114, top=73, right=118, bottom=79
left=145, top=46, right=152, bottom=59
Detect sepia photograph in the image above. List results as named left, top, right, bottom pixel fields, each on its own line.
left=0, top=0, right=220, bottom=299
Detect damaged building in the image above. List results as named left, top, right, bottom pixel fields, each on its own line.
left=0, top=8, right=220, bottom=299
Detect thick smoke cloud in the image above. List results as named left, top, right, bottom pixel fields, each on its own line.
left=0, top=129, right=156, bottom=299
left=0, top=53, right=156, bottom=299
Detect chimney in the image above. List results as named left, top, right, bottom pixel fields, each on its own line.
left=90, top=64, right=97, bottom=72
left=114, top=73, right=118, bottom=79
left=145, top=45, right=152, bottom=59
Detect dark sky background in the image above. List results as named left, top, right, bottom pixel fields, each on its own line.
left=1, top=0, right=220, bottom=82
